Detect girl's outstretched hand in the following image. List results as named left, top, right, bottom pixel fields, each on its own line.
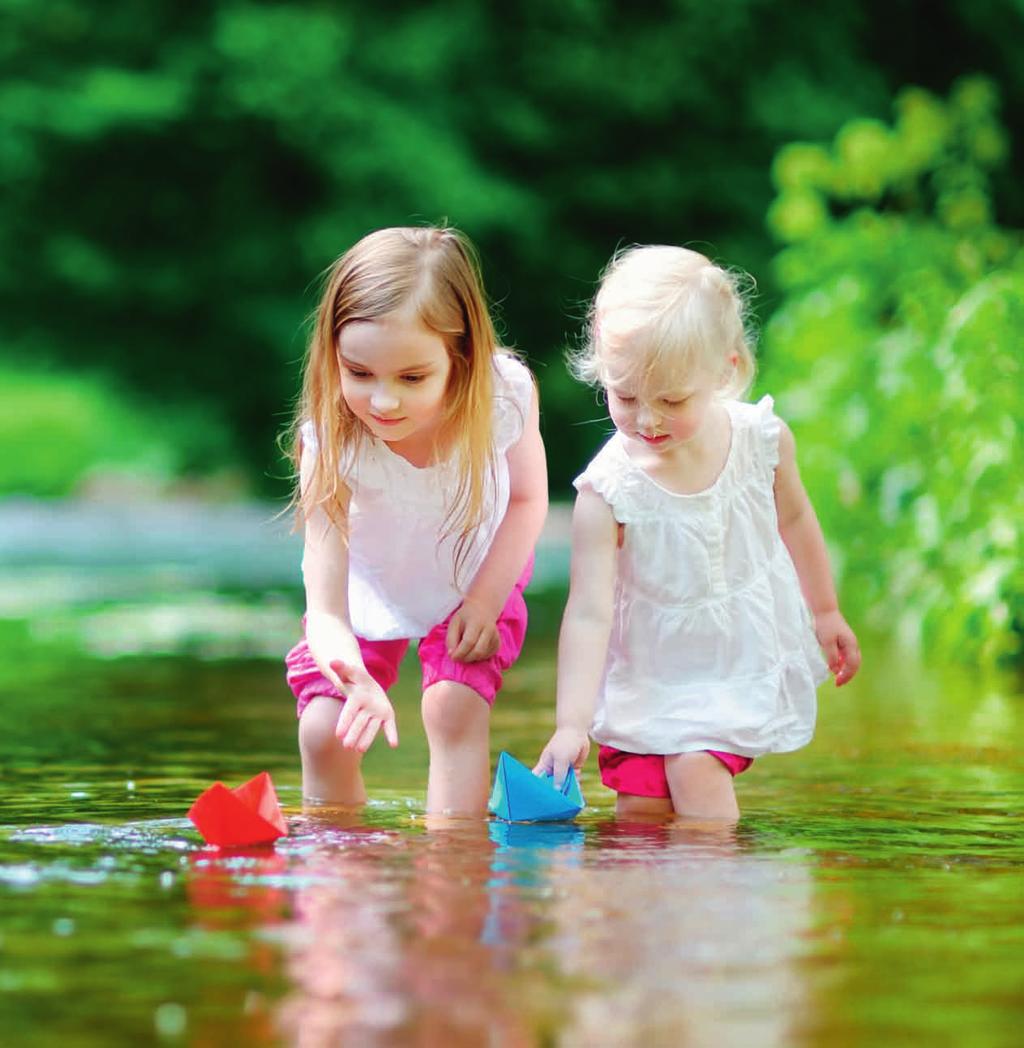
left=815, top=610, right=861, bottom=686
left=330, top=659, right=399, bottom=751
left=446, top=598, right=501, bottom=663
left=534, top=728, right=590, bottom=789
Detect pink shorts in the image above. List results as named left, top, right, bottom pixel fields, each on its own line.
left=598, top=745, right=753, bottom=798
left=285, top=558, right=533, bottom=717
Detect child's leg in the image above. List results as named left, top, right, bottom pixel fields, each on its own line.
left=615, top=793, right=675, bottom=819
left=417, top=558, right=534, bottom=816
left=664, top=752, right=740, bottom=821
left=421, top=682, right=492, bottom=815
left=285, top=633, right=407, bottom=805
left=598, top=746, right=674, bottom=819
left=299, top=696, right=367, bottom=805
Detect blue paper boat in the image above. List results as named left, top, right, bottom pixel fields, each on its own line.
left=488, top=751, right=584, bottom=822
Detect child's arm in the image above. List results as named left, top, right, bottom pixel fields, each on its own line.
left=447, top=384, right=549, bottom=662
left=774, top=422, right=861, bottom=685
left=300, top=446, right=399, bottom=750
left=534, top=487, right=619, bottom=785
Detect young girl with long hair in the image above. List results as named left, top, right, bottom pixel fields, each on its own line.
left=285, top=226, right=547, bottom=815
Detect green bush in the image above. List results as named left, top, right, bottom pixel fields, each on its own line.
left=0, top=361, right=235, bottom=497
left=760, top=78, right=1023, bottom=668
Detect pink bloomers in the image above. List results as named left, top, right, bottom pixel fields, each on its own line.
left=598, top=745, right=753, bottom=798
left=284, top=559, right=533, bottom=716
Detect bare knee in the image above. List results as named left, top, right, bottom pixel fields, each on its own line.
left=421, top=682, right=489, bottom=749
left=298, top=696, right=344, bottom=762
left=421, top=682, right=490, bottom=815
left=298, top=696, right=366, bottom=805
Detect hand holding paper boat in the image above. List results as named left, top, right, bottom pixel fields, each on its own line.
left=488, top=751, right=585, bottom=822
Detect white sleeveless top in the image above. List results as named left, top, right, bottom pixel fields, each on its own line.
left=575, top=396, right=829, bottom=758
left=304, top=353, right=534, bottom=640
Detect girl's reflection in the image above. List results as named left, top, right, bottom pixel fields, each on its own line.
left=185, top=808, right=811, bottom=1046
left=549, top=815, right=814, bottom=1047
left=269, top=811, right=580, bottom=1046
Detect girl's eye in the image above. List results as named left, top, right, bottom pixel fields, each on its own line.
left=615, top=394, right=636, bottom=404
left=661, top=399, right=686, bottom=407
left=346, top=369, right=371, bottom=379
left=401, top=374, right=427, bottom=385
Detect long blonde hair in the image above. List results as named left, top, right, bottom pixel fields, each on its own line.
left=290, top=226, right=499, bottom=574
left=572, top=245, right=756, bottom=397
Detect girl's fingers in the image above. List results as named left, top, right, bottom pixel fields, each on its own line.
left=532, top=751, right=553, bottom=776
left=458, top=628, right=498, bottom=664
left=822, top=638, right=840, bottom=675
left=352, top=716, right=380, bottom=753
left=835, top=634, right=861, bottom=685
left=476, top=631, right=500, bottom=661
left=342, top=709, right=371, bottom=749
left=458, top=634, right=483, bottom=663
left=450, top=629, right=476, bottom=662
left=382, top=715, right=399, bottom=748
left=335, top=701, right=357, bottom=739
left=445, top=616, right=464, bottom=657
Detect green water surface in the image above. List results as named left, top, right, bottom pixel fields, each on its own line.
left=1, top=597, right=1022, bottom=1047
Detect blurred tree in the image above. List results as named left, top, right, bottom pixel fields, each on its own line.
left=760, top=78, right=1023, bottom=667
left=2, top=0, right=1024, bottom=494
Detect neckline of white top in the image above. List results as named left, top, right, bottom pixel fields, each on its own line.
left=372, top=434, right=455, bottom=474
left=613, top=400, right=737, bottom=499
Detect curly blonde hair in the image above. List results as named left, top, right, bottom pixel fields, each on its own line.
left=571, top=245, right=755, bottom=398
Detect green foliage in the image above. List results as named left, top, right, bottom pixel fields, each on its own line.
left=760, top=78, right=1024, bottom=668
left=5, top=0, right=997, bottom=494
left=0, top=360, right=235, bottom=496
left=4, top=3, right=1024, bottom=496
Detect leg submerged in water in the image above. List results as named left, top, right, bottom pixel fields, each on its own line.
left=664, top=751, right=740, bottom=821
left=421, top=681, right=491, bottom=816
left=299, top=695, right=368, bottom=806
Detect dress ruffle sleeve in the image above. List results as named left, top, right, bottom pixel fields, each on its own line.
left=298, top=419, right=365, bottom=485
left=572, top=439, right=629, bottom=519
left=492, top=353, right=535, bottom=452
left=756, top=394, right=782, bottom=475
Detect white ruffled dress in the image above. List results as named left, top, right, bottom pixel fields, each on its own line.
left=575, top=395, right=829, bottom=758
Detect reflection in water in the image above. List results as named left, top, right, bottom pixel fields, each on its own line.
left=482, top=821, right=584, bottom=952
left=550, top=817, right=815, bottom=1048
left=265, top=811, right=584, bottom=1047
left=6, top=634, right=1023, bottom=1046
left=185, top=848, right=290, bottom=1044
left=180, top=813, right=817, bottom=1047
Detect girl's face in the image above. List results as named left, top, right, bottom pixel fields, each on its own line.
left=603, top=354, right=725, bottom=454
left=338, top=311, right=452, bottom=456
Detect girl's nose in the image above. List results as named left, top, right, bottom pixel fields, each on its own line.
left=370, top=384, right=400, bottom=412
left=636, top=403, right=657, bottom=429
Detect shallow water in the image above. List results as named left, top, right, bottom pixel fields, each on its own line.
left=1, top=589, right=1023, bottom=1045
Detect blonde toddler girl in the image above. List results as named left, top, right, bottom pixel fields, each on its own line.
left=535, top=245, right=859, bottom=820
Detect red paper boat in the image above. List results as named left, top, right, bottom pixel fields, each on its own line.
left=188, top=771, right=287, bottom=847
